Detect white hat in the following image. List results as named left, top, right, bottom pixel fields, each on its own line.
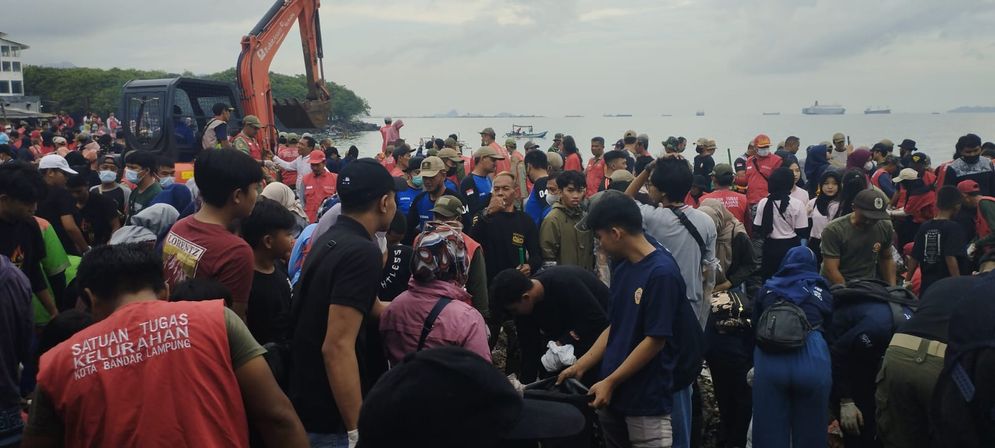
left=895, top=168, right=918, bottom=183
left=301, top=132, right=313, bottom=139
left=53, top=136, right=68, bottom=145
left=38, top=154, right=78, bottom=175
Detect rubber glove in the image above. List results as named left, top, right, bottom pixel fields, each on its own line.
left=746, top=368, right=754, bottom=387
left=347, top=429, right=359, bottom=448
left=840, top=401, right=864, bottom=435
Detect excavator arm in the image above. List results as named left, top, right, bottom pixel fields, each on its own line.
left=236, top=0, right=332, bottom=151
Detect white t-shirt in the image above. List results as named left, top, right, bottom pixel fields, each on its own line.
left=753, top=196, right=808, bottom=239
left=790, top=186, right=809, bottom=206
left=808, top=198, right=840, bottom=240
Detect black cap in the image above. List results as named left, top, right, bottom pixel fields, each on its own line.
left=898, top=139, right=917, bottom=150
left=337, top=158, right=397, bottom=206
left=358, top=346, right=585, bottom=448
left=870, top=143, right=889, bottom=154
left=853, top=189, right=890, bottom=220
left=212, top=102, right=234, bottom=115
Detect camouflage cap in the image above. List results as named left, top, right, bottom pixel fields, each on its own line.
left=430, top=195, right=465, bottom=218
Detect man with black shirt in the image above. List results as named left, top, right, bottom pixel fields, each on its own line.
left=67, top=174, right=120, bottom=247
left=491, top=266, right=610, bottom=383
left=242, top=198, right=297, bottom=345
left=471, top=172, right=541, bottom=281
left=405, top=156, right=467, bottom=243
left=459, top=146, right=505, bottom=217
left=37, top=154, right=89, bottom=255
left=290, top=158, right=396, bottom=447
left=876, top=259, right=995, bottom=448
left=0, top=162, right=58, bottom=318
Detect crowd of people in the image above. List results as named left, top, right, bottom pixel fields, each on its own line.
left=2, top=110, right=995, bottom=448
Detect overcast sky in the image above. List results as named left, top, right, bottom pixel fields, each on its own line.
left=8, top=0, right=995, bottom=116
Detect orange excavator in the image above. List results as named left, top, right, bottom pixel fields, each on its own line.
left=121, top=0, right=331, bottom=162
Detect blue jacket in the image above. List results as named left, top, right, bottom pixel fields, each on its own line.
left=828, top=298, right=911, bottom=400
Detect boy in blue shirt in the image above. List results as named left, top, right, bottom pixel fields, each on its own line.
left=558, top=190, right=690, bottom=448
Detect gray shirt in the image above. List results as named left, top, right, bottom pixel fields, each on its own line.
left=0, top=255, right=33, bottom=414
left=637, top=203, right=718, bottom=328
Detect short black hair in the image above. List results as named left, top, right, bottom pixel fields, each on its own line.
left=0, top=161, right=47, bottom=203
left=983, top=141, right=995, bottom=151
left=557, top=170, right=586, bottom=191
left=603, top=150, right=627, bottom=166
left=157, top=155, right=175, bottom=169
left=124, top=150, right=158, bottom=172
left=636, top=135, right=649, bottom=148
left=389, top=211, right=407, bottom=235
left=785, top=136, right=800, bottom=145
left=194, top=149, right=264, bottom=208
left=634, top=155, right=654, bottom=174
left=936, top=185, right=964, bottom=211
left=623, top=136, right=637, bottom=145
left=591, top=136, right=605, bottom=145
left=301, top=136, right=317, bottom=148
left=524, top=149, right=549, bottom=171
left=650, top=157, right=693, bottom=201
left=959, top=133, right=982, bottom=149
left=66, top=173, right=89, bottom=189
left=169, top=278, right=232, bottom=307
left=713, top=172, right=734, bottom=187
left=489, top=268, right=532, bottom=311
left=347, top=146, right=359, bottom=158
left=434, top=138, right=445, bottom=150
left=241, top=198, right=296, bottom=248
left=78, top=244, right=166, bottom=302
left=584, top=191, right=643, bottom=234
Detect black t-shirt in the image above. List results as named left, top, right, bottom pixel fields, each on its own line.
left=693, top=155, right=715, bottom=178
left=379, top=244, right=413, bottom=302
left=0, top=216, right=46, bottom=293
left=77, top=193, right=119, bottom=246
left=469, top=210, right=541, bottom=281
left=92, top=186, right=127, bottom=216
left=899, top=275, right=986, bottom=343
left=37, top=186, right=80, bottom=256
left=290, top=216, right=383, bottom=434
left=517, top=266, right=610, bottom=381
left=248, top=265, right=292, bottom=345
left=912, top=219, right=966, bottom=294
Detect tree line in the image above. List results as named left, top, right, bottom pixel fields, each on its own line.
left=23, top=66, right=371, bottom=123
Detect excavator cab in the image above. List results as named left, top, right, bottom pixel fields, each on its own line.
left=121, top=77, right=242, bottom=162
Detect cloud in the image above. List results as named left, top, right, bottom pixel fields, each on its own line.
left=579, top=8, right=635, bottom=22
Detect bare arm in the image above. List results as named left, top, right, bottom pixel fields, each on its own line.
left=60, top=215, right=88, bottom=254
left=624, top=163, right=652, bottom=198
left=879, top=251, right=897, bottom=286
left=557, top=326, right=609, bottom=384
left=322, top=304, right=364, bottom=431
left=944, top=255, right=961, bottom=278
left=590, top=336, right=667, bottom=408
left=236, top=356, right=309, bottom=447
left=905, top=257, right=919, bottom=283
left=823, top=257, right=846, bottom=285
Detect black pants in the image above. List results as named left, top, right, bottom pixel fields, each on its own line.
left=760, top=236, right=801, bottom=281
left=707, top=344, right=753, bottom=448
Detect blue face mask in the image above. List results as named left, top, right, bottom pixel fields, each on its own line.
left=412, top=176, right=424, bottom=188
left=159, top=176, right=175, bottom=188
left=98, top=170, right=118, bottom=183
left=124, top=168, right=141, bottom=184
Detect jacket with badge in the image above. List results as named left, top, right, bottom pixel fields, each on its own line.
left=539, top=202, right=594, bottom=270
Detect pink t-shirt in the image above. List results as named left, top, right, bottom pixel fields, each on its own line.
left=379, top=279, right=490, bottom=366
left=753, top=196, right=808, bottom=240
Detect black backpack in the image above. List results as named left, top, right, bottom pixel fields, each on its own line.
left=755, top=297, right=814, bottom=353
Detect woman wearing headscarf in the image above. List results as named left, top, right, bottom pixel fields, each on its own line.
left=378, top=223, right=490, bottom=366
left=108, top=203, right=179, bottom=251
left=754, top=167, right=808, bottom=280
left=805, top=144, right=831, bottom=196
left=846, top=147, right=874, bottom=179
left=808, top=169, right=842, bottom=264
left=752, top=246, right=833, bottom=448
left=700, top=198, right=755, bottom=291
left=261, top=182, right=309, bottom=237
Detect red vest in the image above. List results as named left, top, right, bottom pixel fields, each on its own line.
left=463, top=234, right=481, bottom=264
left=37, top=300, right=249, bottom=448
left=871, top=168, right=888, bottom=189
left=976, top=196, right=995, bottom=239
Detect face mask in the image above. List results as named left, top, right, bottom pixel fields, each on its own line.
left=864, top=161, right=876, bottom=171
left=546, top=193, right=560, bottom=206
left=757, top=148, right=771, bottom=157
left=98, top=170, right=118, bottom=183
left=159, top=176, right=175, bottom=188
left=124, top=168, right=141, bottom=184
left=963, top=155, right=981, bottom=164
left=412, top=176, right=424, bottom=188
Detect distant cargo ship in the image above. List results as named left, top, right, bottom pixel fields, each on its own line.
left=696, top=110, right=705, bottom=117
left=762, top=112, right=781, bottom=116
left=864, top=106, right=891, bottom=114
left=802, top=101, right=845, bottom=115
left=603, top=114, right=632, bottom=117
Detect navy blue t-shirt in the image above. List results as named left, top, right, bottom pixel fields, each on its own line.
left=395, top=184, right=420, bottom=216
left=525, top=176, right=550, bottom=227
left=460, top=174, right=493, bottom=217
left=602, top=248, right=683, bottom=416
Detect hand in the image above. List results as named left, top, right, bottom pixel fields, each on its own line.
left=485, top=195, right=507, bottom=215
left=556, top=364, right=585, bottom=385
left=840, top=401, right=864, bottom=435
left=516, top=263, right=531, bottom=277
left=588, top=378, right=616, bottom=409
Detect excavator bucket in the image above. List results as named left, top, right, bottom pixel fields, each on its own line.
left=273, top=98, right=332, bottom=129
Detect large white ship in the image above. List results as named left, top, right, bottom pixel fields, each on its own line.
left=802, top=101, right=845, bottom=115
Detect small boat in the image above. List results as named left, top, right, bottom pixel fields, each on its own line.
left=661, top=114, right=672, bottom=117
left=564, top=115, right=583, bottom=118
left=762, top=112, right=781, bottom=116
left=505, top=125, right=548, bottom=139
left=864, top=106, right=891, bottom=114
left=802, top=101, right=845, bottom=115
left=603, top=114, right=632, bottom=117
left=696, top=110, right=705, bottom=117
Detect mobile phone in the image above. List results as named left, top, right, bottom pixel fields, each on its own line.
left=846, top=136, right=850, bottom=146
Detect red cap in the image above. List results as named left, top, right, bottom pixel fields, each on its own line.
left=753, top=134, right=771, bottom=149
left=308, top=149, right=326, bottom=164
left=957, top=179, right=981, bottom=195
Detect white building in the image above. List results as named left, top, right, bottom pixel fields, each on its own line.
left=0, top=32, right=28, bottom=96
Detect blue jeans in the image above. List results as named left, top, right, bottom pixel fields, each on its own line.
left=670, top=384, right=692, bottom=448
left=307, top=432, right=349, bottom=448
left=752, top=331, right=832, bottom=448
